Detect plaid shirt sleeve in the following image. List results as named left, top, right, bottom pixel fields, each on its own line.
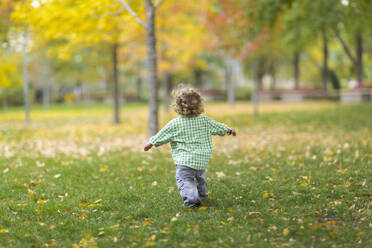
left=149, top=120, right=175, bottom=147
left=208, top=117, right=229, bottom=136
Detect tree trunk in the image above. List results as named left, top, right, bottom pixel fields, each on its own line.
left=2, top=92, right=8, bottom=110
left=257, top=57, right=265, bottom=90
left=163, top=72, right=172, bottom=113
left=293, top=51, right=300, bottom=90
left=112, top=42, right=120, bottom=124
left=322, top=28, right=328, bottom=93
left=252, top=61, right=260, bottom=116
left=269, top=61, right=276, bottom=90
left=146, top=0, right=159, bottom=137
left=42, top=61, right=50, bottom=108
left=43, top=84, right=49, bottom=108
left=253, top=79, right=259, bottom=116
left=23, top=53, right=30, bottom=123
left=135, top=75, right=142, bottom=101
left=193, top=68, right=203, bottom=88
left=225, top=60, right=235, bottom=107
left=356, top=32, right=363, bottom=85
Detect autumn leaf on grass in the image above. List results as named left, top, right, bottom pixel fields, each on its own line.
left=37, top=198, right=47, bottom=204
left=0, top=228, right=9, bottom=233
left=216, top=172, right=225, bottom=178
left=28, top=189, right=35, bottom=197
left=145, top=241, right=156, bottom=247
left=299, top=175, right=311, bottom=186
left=283, top=228, right=289, bottom=236
left=248, top=212, right=260, bottom=218
left=263, top=192, right=269, bottom=198
left=355, top=180, right=366, bottom=186
left=110, top=224, right=119, bottom=230
left=144, top=220, right=151, bottom=226
left=199, top=206, right=208, bottom=210
left=309, top=224, right=319, bottom=231
left=99, top=166, right=108, bottom=173
left=36, top=161, right=45, bottom=167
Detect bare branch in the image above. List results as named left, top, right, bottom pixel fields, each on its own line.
left=118, top=0, right=147, bottom=28
left=154, top=0, right=164, bottom=9
left=334, top=29, right=357, bottom=65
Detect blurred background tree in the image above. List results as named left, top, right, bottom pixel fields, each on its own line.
left=0, top=0, right=371, bottom=132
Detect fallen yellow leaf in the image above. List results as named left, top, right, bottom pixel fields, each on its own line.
left=37, top=199, right=47, bottom=204
left=199, top=206, right=208, bottom=210
left=329, top=232, right=336, bottom=238
left=99, top=166, right=108, bottom=173
left=263, top=192, right=269, bottom=198
left=145, top=241, right=155, bottom=247
left=309, top=225, right=319, bottom=231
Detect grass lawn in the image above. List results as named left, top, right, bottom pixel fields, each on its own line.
left=0, top=102, right=371, bottom=247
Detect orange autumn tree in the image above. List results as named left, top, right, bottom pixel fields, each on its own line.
left=206, top=0, right=248, bottom=107
left=157, top=0, right=213, bottom=112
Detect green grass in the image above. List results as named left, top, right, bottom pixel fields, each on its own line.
left=0, top=102, right=371, bottom=247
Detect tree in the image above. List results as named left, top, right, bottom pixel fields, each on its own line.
left=118, top=0, right=164, bottom=137
left=207, top=0, right=248, bottom=107
left=156, top=0, right=212, bottom=112
left=297, top=0, right=341, bottom=92
left=334, top=0, right=372, bottom=86
left=12, top=0, right=139, bottom=124
left=0, top=56, right=16, bottom=109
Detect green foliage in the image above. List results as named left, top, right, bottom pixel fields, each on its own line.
left=329, top=69, right=341, bottom=90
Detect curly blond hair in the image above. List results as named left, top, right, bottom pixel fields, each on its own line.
left=172, top=88, right=204, bottom=117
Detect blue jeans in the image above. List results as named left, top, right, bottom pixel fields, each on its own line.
left=175, top=165, right=208, bottom=205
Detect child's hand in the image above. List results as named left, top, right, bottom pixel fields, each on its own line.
left=227, top=128, right=236, bottom=136
left=144, top=143, right=153, bottom=151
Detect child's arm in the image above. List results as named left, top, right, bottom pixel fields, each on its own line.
left=144, top=120, right=175, bottom=151
left=208, top=117, right=236, bottom=136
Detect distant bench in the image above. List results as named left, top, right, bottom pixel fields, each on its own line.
left=259, top=88, right=372, bottom=103
left=259, top=90, right=339, bottom=102
left=340, top=88, right=372, bottom=103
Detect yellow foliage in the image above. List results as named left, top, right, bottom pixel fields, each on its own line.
left=0, top=59, right=17, bottom=88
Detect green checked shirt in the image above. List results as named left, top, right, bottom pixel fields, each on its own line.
left=149, top=115, right=229, bottom=170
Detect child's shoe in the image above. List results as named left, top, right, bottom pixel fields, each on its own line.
left=183, top=200, right=201, bottom=208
